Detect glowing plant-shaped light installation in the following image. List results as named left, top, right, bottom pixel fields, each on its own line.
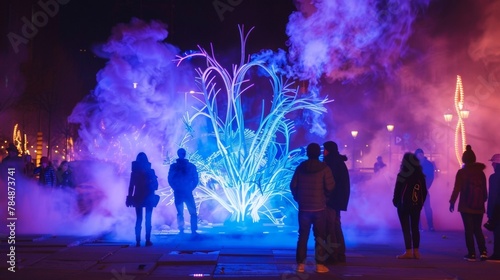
left=176, top=27, right=331, bottom=223
left=454, top=75, right=468, bottom=167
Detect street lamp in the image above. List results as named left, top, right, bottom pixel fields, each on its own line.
left=351, top=130, right=358, bottom=170
left=454, top=75, right=468, bottom=167
left=444, top=113, right=453, bottom=188
left=386, top=124, right=394, bottom=167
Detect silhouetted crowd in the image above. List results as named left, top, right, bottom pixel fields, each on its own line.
left=2, top=141, right=499, bottom=271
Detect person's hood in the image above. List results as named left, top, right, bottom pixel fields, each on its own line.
left=299, top=159, right=328, bottom=173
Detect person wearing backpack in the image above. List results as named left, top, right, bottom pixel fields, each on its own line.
left=449, top=145, right=488, bottom=261
left=393, top=152, right=427, bottom=259
left=168, top=148, right=199, bottom=235
left=126, top=152, right=159, bottom=247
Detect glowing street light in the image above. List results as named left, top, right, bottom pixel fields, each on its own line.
left=386, top=124, right=394, bottom=166
left=351, top=130, right=358, bottom=170
left=443, top=113, right=453, bottom=123
left=459, top=109, right=470, bottom=119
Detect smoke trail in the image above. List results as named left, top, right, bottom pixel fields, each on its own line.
left=69, top=18, right=194, bottom=168
left=287, top=0, right=430, bottom=82
left=468, top=1, right=500, bottom=65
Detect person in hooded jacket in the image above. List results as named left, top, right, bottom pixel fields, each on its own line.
left=127, top=152, right=159, bottom=247
left=323, top=141, right=350, bottom=263
left=168, top=148, right=199, bottom=235
left=415, top=148, right=435, bottom=231
left=393, top=152, right=427, bottom=259
left=449, top=145, right=488, bottom=261
left=485, top=153, right=500, bottom=261
left=290, top=143, right=335, bottom=273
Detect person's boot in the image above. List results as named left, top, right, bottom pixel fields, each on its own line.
left=145, top=226, right=153, bottom=247
left=413, top=248, right=421, bottom=259
left=396, top=249, right=414, bottom=259
left=135, top=226, right=141, bottom=247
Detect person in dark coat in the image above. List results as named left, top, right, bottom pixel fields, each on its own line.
left=168, top=148, right=199, bottom=234
left=415, top=148, right=435, bottom=231
left=34, top=156, right=56, bottom=187
left=449, top=145, right=488, bottom=261
left=485, top=153, right=500, bottom=261
left=290, top=143, right=335, bottom=273
left=374, top=156, right=387, bottom=173
left=393, top=152, right=427, bottom=259
left=23, top=154, right=36, bottom=180
left=127, top=152, right=158, bottom=247
left=323, top=141, right=350, bottom=263
left=1, top=143, right=23, bottom=172
left=56, top=161, right=75, bottom=188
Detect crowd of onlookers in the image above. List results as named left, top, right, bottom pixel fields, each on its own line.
left=1, top=143, right=75, bottom=189
left=2, top=140, right=500, bottom=271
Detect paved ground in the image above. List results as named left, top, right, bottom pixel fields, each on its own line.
left=1, top=227, right=499, bottom=280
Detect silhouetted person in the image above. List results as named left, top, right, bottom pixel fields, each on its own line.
left=168, top=148, right=199, bottom=234
left=56, top=161, right=75, bottom=188
left=1, top=143, right=23, bottom=181
left=449, top=145, right=488, bottom=261
left=2, top=143, right=21, bottom=164
left=23, top=154, right=36, bottom=179
left=393, top=152, right=427, bottom=259
left=126, top=152, right=159, bottom=247
left=485, top=153, right=500, bottom=261
left=415, top=148, right=435, bottom=231
left=374, top=156, right=387, bottom=173
left=323, top=141, right=350, bottom=263
left=290, top=143, right=335, bottom=273
left=34, top=156, right=56, bottom=187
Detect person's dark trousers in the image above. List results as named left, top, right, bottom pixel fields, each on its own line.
left=174, top=192, right=198, bottom=233
left=335, top=210, right=346, bottom=261
left=492, top=223, right=500, bottom=257
left=460, top=212, right=487, bottom=255
left=325, top=207, right=346, bottom=263
left=135, top=207, right=153, bottom=243
left=397, top=207, right=421, bottom=249
left=420, top=193, right=434, bottom=230
left=296, top=210, right=327, bottom=265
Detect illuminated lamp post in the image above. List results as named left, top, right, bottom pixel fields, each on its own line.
left=453, top=75, right=469, bottom=167
left=444, top=113, right=453, bottom=188
left=386, top=124, right=394, bottom=167
left=351, top=130, right=358, bottom=170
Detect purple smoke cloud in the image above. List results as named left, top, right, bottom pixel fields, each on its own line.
left=287, top=0, right=430, bottom=82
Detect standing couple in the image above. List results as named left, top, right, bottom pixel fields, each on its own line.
left=127, top=148, right=199, bottom=246
left=290, top=141, right=351, bottom=273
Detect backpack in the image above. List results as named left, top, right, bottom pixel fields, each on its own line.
left=401, top=181, right=424, bottom=208
left=465, top=177, right=485, bottom=210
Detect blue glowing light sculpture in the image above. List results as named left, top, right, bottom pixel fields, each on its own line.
left=176, top=27, right=331, bottom=224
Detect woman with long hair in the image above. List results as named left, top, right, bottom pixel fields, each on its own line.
left=392, top=152, right=427, bottom=259
left=126, top=152, right=159, bottom=247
